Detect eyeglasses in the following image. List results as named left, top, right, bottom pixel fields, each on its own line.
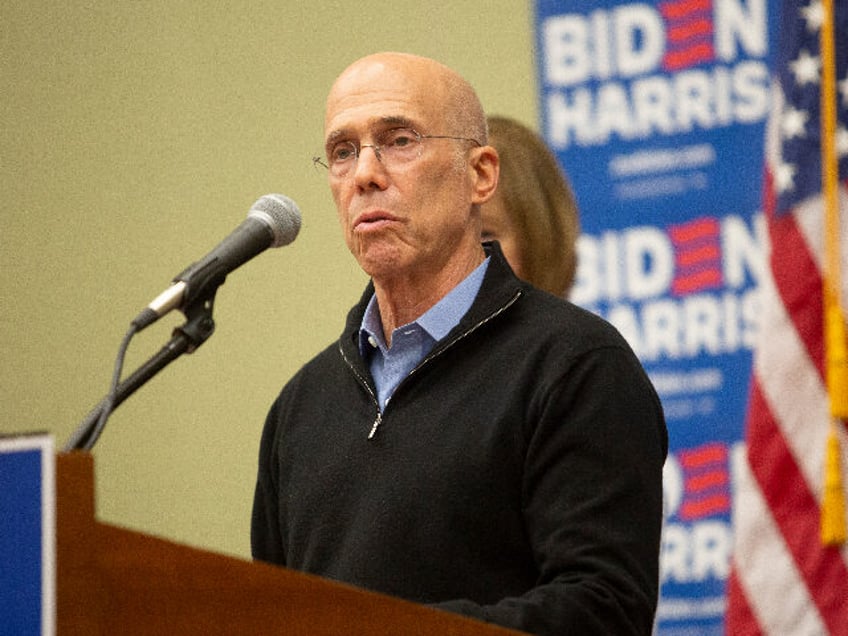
left=313, top=127, right=481, bottom=177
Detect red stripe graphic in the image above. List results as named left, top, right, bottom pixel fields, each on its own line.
left=686, top=469, right=728, bottom=491
left=680, top=493, right=731, bottom=520
left=667, top=18, right=713, bottom=42
left=664, top=43, right=716, bottom=70
left=676, top=244, right=721, bottom=267
left=679, top=443, right=730, bottom=520
left=680, top=442, right=726, bottom=467
left=661, top=0, right=715, bottom=70
left=660, top=0, right=712, bottom=20
left=670, top=216, right=723, bottom=295
left=669, top=217, right=720, bottom=242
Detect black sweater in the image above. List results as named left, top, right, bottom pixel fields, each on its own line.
left=252, top=244, right=668, bottom=635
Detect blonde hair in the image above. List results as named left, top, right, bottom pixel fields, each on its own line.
left=487, top=115, right=580, bottom=297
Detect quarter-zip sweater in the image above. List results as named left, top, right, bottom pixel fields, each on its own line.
left=252, top=243, right=668, bottom=636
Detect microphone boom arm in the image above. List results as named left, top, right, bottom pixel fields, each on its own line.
left=64, top=293, right=218, bottom=451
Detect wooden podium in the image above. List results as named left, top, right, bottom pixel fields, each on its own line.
left=56, top=452, right=525, bottom=635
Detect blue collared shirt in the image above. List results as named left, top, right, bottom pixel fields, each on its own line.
left=359, top=258, right=490, bottom=410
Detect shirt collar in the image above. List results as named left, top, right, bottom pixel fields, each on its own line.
left=358, top=257, right=490, bottom=355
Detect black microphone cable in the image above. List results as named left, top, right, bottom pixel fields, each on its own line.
left=79, top=322, right=139, bottom=451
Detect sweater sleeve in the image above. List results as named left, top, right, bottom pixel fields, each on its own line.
left=433, top=345, right=667, bottom=636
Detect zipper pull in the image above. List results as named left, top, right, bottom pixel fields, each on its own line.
left=368, top=412, right=382, bottom=439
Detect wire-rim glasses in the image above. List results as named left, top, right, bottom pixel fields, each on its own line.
left=313, top=127, right=481, bottom=177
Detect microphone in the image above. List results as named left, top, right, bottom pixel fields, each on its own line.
left=132, top=193, right=301, bottom=331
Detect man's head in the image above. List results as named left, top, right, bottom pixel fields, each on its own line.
left=323, top=52, right=498, bottom=289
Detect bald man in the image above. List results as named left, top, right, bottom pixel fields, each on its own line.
left=251, top=52, right=667, bottom=636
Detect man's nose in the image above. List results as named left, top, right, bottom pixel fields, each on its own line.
left=352, top=144, right=387, bottom=188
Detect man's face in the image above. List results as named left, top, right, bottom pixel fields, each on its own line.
left=323, top=57, right=478, bottom=283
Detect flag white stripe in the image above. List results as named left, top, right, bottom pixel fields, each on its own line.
left=793, top=186, right=848, bottom=310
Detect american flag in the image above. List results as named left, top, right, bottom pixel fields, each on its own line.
left=725, top=0, right=848, bottom=634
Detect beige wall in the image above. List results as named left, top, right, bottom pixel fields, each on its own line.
left=1, top=2, right=538, bottom=558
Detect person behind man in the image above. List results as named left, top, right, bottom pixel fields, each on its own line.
left=481, top=115, right=580, bottom=298
left=251, top=52, right=667, bottom=636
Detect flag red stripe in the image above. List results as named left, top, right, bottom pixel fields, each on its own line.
left=725, top=571, right=764, bottom=636
left=765, top=198, right=826, bottom=380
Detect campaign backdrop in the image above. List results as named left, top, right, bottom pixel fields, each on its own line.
left=533, top=1, right=780, bottom=633
left=0, top=433, right=55, bottom=636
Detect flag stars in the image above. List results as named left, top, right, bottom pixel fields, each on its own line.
left=837, top=127, right=848, bottom=158
left=781, top=105, right=809, bottom=139
left=790, top=49, right=821, bottom=86
left=840, top=73, right=848, bottom=107
left=800, top=0, right=824, bottom=32
left=774, top=159, right=797, bottom=193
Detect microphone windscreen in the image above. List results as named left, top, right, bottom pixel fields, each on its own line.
left=249, top=193, right=302, bottom=247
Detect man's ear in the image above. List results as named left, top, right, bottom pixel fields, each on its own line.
left=469, top=145, right=499, bottom=205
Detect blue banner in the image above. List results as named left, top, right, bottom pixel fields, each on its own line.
left=0, top=434, right=55, bottom=636
left=533, top=1, right=780, bottom=632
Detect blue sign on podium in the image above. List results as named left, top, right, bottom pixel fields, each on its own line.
left=0, top=433, right=55, bottom=636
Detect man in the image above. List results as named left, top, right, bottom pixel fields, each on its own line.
left=251, top=52, right=667, bottom=636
